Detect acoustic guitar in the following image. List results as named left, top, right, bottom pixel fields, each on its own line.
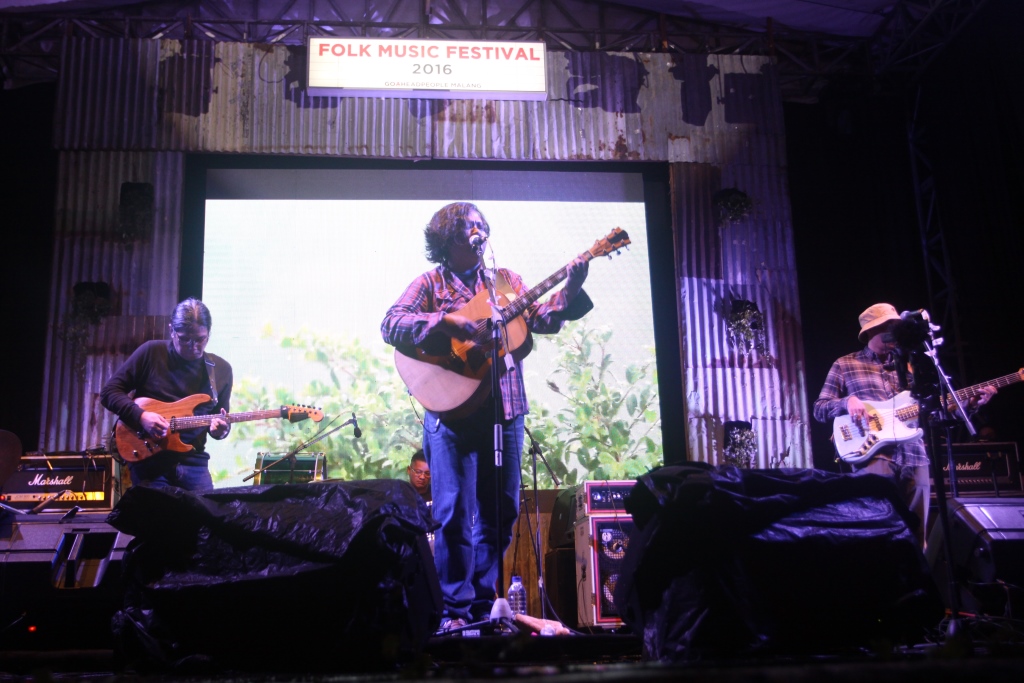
left=394, top=228, right=631, bottom=418
left=112, top=393, right=323, bottom=463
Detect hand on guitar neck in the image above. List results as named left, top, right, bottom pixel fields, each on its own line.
left=562, top=255, right=590, bottom=299
left=848, top=385, right=997, bottom=423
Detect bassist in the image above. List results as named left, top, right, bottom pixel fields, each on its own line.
left=381, top=202, right=591, bottom=628
left=813, top=303, right=995, bottom=548
left=101, top=298, right=232, bottom=491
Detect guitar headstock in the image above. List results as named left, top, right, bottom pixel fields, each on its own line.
left=284, top=405, right=325, bottom=423
left=587, top=227, right=631, bottom=259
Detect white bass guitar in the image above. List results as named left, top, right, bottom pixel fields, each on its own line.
left=832, top=369, right=1023, bottom=464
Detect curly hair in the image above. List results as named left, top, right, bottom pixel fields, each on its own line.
left=424, top=202, right=490, bottom=266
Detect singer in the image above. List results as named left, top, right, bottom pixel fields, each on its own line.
left=813, top=303, right=995, bottom=548
left=381, top=202, right=591, bottom=630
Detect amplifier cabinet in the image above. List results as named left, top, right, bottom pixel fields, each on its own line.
left=252, top=452, right=326, bottom=485
left=574, top=514, right=635, bottom=629
left=0, top=512, right=133, bottom=649
left=0, top=454, right=119, bottom=512
left=575, top=480, right=634, bottom=519
left=930, top=442, right=1023, bottom=497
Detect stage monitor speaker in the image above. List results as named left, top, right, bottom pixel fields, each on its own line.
left=0, top=512, right=133, bottom=650
left=574, top=514, right=635, bottom=628
left=927, top=497, right=1024, bottom=616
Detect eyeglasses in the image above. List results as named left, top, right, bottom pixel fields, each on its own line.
left=173, top=330, right=209, bottom=347
left=410, top=468, right=431, bottom=478
left=460, top=219, right=489, bottom=233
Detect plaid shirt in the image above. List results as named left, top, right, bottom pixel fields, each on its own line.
left=814, top=347, right=929, bottom=466
left=382, top=264, right=592, bottom=420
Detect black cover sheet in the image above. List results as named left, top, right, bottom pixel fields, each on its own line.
left=106, top=479, right=441, bottom=671
left=614, top=465, right=944, bottom=661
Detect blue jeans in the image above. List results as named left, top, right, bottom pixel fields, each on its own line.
left=128, top=452, right=214, bottom=491
left=423, top=406, right=523, bottom=621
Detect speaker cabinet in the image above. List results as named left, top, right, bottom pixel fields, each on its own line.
left=0, top=512, right=132, bottom=650
left=928, top=497, right=1024, bottom=616
left=544, top=548, right=577, bottom=629
left=574, top=514, right=635, bottom=628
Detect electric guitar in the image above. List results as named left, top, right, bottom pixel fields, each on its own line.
left=832, top=369, right=1023, bottom=464
left=112, top=393, right=324, bottom=463
left=394, top=228, right=631, bottom=418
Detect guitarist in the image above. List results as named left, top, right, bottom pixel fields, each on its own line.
left=381, top=202, right=592, bottom=629
left=100, top=298, right=233, bottom=491
left=813, top=303, right=995, bottom=548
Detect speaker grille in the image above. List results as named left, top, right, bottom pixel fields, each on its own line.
left=575, top=514, right=634, bottom=627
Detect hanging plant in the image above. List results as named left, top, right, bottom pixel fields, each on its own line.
left=58, top=282, right=112, bottom=377
left=722, top=420, right=756, bottom=469
left=713, top=187, right=755, bottom=224
left=726, top=299, right=774, bottom=366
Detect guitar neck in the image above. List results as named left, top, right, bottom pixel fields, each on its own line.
left=503, top=251, right=595, bottom=321
left=952, top=371, right=1024, bottom=403
left=170, top=408, right=283, bottom=432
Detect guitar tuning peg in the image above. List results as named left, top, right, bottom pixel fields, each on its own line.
left=933, top=337, right=944, bottom=346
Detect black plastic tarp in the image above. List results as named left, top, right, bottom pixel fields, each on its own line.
left=614, top=465, right=944, bottom=661
left=106, top=479, right=441, bottom=672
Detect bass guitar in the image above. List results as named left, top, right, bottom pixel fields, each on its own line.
left=394, top=228, right=631, bottom=418
left=832, top=369, right=1023, bottom=464
left=112, top=393, right=324, bottom=463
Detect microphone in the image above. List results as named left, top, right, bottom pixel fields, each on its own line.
left=469, top=234, right=487, bottom=253
left=900, top=309, right=929, bottom=321
left=351, top=413, right=362, bottom=439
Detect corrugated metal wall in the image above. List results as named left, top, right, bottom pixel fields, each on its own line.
left=43, top=37, right=810, bottom=467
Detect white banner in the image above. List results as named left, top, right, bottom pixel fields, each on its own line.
left=307, top=38, right=547, bottom=100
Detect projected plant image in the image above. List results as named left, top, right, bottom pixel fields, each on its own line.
left=198, top=179, right=663, bottom=488
left=220, top=319, right=661, bottom=487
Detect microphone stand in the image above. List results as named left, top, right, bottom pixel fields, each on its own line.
left=243, top=414, right=359, bottom=484
left=480, top=241, right=518, bottom=634
left=906, top=314, right=972, bottom=644
left=524, top=424, right=560, bottom=621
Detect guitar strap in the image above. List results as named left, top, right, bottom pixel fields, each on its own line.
left=204, top=355, right=219, bottom=406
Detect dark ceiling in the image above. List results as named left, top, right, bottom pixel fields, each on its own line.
left=0, top=0, right=995, bottom=101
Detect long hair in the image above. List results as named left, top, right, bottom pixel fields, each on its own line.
left=424, top=202, right=490, bottom=266
left=170, top=298, right=213, bottom=332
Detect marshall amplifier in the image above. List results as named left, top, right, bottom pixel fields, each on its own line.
left=930, top=442, right=1023, bottom=497
left=0, top=453, right=119, bottom=512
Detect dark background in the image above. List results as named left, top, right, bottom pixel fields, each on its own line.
left=2, top=0, right=1022, bottom=468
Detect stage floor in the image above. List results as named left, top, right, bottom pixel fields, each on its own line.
left=2, top=630, right=1024, bottom=682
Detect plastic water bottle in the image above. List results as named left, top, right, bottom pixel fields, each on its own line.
left=507, top=575, right=527, bottom=616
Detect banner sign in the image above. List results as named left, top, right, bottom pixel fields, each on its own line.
left=307, top=38, right=547, bottom=100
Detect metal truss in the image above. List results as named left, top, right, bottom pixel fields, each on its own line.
left=906, top=85, right=967, bottom=382
left=0, top=0, right=992, bottom=100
